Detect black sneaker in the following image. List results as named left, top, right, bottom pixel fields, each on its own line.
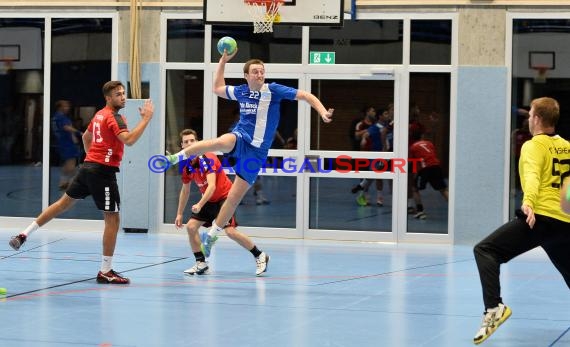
left=9, top=234, right=27, bottom=251
left=351, top=184, right=364, bottom=194
left=97, top=269, right=130, bottom=284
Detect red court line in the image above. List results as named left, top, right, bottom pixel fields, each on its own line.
left=0, top=273, right=375, bottom=302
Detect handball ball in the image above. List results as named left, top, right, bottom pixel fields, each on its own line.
left=217, top=36, right=237, bottom=55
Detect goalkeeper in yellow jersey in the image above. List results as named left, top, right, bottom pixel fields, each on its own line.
left=472, top=97, right=570, bottom=344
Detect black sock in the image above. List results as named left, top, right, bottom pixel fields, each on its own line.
left=416, top=204, right=424, bottom=212
left=250, top=245, right=262, bottom=258
left=194, top=251, right=206, bottom=262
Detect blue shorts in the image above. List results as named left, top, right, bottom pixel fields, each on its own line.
left=227, top=132, right=268, bottom=185
left=59, top=145, right=79, bottom=161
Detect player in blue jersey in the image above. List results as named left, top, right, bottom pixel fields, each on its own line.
left=167, top=49, right=334, bottom=255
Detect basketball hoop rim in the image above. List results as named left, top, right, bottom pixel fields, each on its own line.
left=532, top=65, right=550, bottom=72
left=244, top=0, right=284, bottom=5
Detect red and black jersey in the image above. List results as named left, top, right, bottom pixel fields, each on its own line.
left=409, top=120, right=426, bottom=145
left=409, top=140, right=440, bottom=169
left=181, top=152, right=232, bottom=203
left=85, top=106, right=128, bottom=167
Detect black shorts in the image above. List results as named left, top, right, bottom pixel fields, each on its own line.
left=191, top=199, right=238, bottom=228
left=66, top=162, right=120, bottom=212
left=416, top=166, right=447, bottom=191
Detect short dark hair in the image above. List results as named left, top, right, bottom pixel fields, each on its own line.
left=243, top=59, right=264, bottom=74
left=55, top=100, right=70, bottom=110
left=180, top=128, right=199, bottom=140
left=102, top=81, right=124, bottom=97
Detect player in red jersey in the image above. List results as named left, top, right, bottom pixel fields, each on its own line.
left=174, top=129, right=269, bottom=276
left=8, top=81, right=154, bottom=284
left=408, top=131, right=449, bottom=219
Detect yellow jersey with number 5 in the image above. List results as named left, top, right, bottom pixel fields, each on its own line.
left=520, top=134, right=570, bottom=222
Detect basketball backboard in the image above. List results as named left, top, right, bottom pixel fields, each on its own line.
left=204, top=0, right=344, bottom=27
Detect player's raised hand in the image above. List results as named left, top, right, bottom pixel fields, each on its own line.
left=139, top=99, right=154, bottom=120
left=220, top=48, right=238, bottom=64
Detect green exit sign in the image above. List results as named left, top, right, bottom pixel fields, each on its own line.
left=310, top=52, right=335, bottom=64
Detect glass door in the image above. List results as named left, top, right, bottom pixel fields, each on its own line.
left=302, top=72, right=400, bottom=242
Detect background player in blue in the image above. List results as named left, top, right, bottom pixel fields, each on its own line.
left=167, top=48, right=334, bottom=255
left=51, top=100, right=82, bottom=190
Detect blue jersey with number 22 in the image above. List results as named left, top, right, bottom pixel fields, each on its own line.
left=226, top=82, right=297, bottom=150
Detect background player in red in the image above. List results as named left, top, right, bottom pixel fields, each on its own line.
left=9, top=81, right=154, bottom=284
left=408, top=131, right=449, bottom=219
left=174, top=129, right=269, bottom=276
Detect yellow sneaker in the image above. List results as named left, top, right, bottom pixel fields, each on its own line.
left=473, top=303, right=512, bottom=344
left=356, top=194, right=369, bottom=206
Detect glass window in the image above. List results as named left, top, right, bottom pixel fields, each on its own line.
left=406, top=73, right=450, bottom=234
left=310, top=177, right=393, bottom=231
left=164, top=69, right=205, bottom=223
left=510, top=19, right=570, bottom=217
left=0, top=18, right=45, bottom=217
left=410, top=20, right=452, bottom=65
left=167, top=19, right=205, bottom=62
left=309, top=20, right=403, bottom=64
left=230, top=174, right=296, bottom=228
left=211, top=25, right=302, bottom=64
left=49, top=18, right=112, bottom=219
left=310, top=79, right=395, bottom=151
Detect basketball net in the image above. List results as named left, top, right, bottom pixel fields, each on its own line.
left=533, top=66, right=547, bottom=84
left=245, top=0, right=283, bottom=33
left=0, top=58, right=13, bottom=75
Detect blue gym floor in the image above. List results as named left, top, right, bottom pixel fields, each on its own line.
left=1, top=229, right=569, bottom=347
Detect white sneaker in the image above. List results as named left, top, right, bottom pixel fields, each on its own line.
left=256, top=197, right=270, bottom=205
left=255, top=252, right=270, bottom=276
left=184, top=261, right=209, bottom=275
left=473, top=303, right=512, bottom=344
left=413, top=211, right=427, bottom=219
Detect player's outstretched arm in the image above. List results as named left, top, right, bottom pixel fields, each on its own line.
left=295, top=90, right=333, bottom=123
left=213, top=50, right=238, bottom=98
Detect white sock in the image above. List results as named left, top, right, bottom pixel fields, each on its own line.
left=101, top=255, right=113, bottom=273
left=208, top=221, right=223, bottom=237
left=22, top=221, right=39, bottom=237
